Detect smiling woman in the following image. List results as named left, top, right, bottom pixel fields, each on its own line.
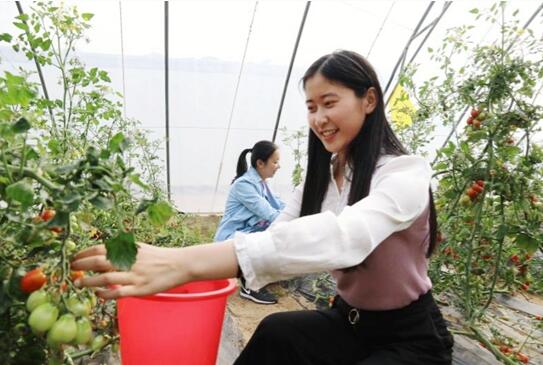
left=72, top=50, right=453, bottom=365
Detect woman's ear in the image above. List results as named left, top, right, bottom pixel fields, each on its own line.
left=256, top=159, right=265, bottom=169
left=364, top=87, right=378, bottom=114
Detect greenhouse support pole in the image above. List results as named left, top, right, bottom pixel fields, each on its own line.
left=211, top=2, right=259, bottom=211
left=385, top=1, right=452, bottom=107
left=15, top=2, right=55, bottom=127
left=164, top=1, right=171, bottom=201
left=271, top=1, right=311, bottom=143
left=383, top=2, right=434, bottom=97
left=119, top=2, right=127, bottom=118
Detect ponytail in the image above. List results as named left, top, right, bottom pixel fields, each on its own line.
left=231, top=141, right=278, bottom=183
left=232, top=148, right=252, bottom=183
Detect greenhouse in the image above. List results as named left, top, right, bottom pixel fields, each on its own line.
left=0, top=1, right=542, bottom=364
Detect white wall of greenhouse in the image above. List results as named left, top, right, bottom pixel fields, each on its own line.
left=1, top=1, right=541, bottom=213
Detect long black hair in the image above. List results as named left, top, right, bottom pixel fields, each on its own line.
left=232, top=140, right=278, bottom=183
left=301, top=50, right=438, bottom=258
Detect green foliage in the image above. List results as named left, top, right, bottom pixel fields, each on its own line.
left=0, top=2, right=189, bottom=363
left=280, top=126, right=307, bottom=188
left=401, top=3, right=543, bottom=324
left=105, top=231, right=137, bottom=271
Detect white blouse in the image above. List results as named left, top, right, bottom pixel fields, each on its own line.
left=233, top=154, right=432, bottom=290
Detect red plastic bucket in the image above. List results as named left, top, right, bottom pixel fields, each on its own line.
left=117, top=279, right=237, bottom=365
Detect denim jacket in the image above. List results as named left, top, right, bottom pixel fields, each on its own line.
left=214, top=167, right=285, bottom=241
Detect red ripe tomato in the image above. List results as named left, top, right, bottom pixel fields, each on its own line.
left=515, top=353, right=529, bottom=364
left=40, top=209, right=56, bottom=222
left=467, top=188, right=478, bottom=200
left=467, top=117, right=473, bottom=125
left=476, top=180, right=485, bottom=188
left=471, top=183, right=484, bottom=193
left=510, top=254, right=520, bottom=264
left=471, top=109, right=479, bottom=118
left=521, top=282, right=530, bottom=291
left=499, top=345, right=512, bottom=354
left=50, top=226, right=63, bottom=234
left=70, top=270, right=85, bottom=281
left=20, top=268, right=47, bottom=293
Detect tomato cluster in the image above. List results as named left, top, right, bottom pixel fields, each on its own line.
left=25, top=287, right=108, bottom=353
left=497, top=345, right=529, bottom=363
left=460, top=180, right=485, bottom=205
left=19, top=256, right=109, bottom=356
left=466, top=108, right=487, bottom=129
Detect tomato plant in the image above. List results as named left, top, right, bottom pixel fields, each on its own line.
left=399, top=3, right=543, bottom=325
left=0, top=2, right=175, bottom=364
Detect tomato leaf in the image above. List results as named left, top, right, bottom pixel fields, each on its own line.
left=6, top=181, right=34, bottom=207
left=108, top=132, right=129, bottom=154
left=515, top=232, right=538, bottom=254
left=135, top=197, right=156, bottom=215
left=130, top=173, right=150, bottom=191
left=0, top=33, right=12, bottom=43
left=47, top=210, right=69, bottom=228
left=89, top=195, right=113, bottom=210
left=12, top=117, right=31, bottom=133
left=81, top=13, right=94, bottom=21
left=146, top=201, right=174, bottom=226
left=105, top=231, right=137, bottom=270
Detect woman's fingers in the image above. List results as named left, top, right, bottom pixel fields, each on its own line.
left=95, top=285, right=146, bottom=300
left=72, top=244, right=107, bottom=261
left=76, top=271, right=134, bottom=288
left=71, top=252, right=113, bottom=272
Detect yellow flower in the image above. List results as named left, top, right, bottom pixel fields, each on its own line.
left=389, top=85, right=416, bottom=128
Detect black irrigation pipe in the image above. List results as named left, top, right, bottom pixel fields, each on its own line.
left=14, top=1, right=56, bottom=128
left=164, top=1, right=171, bottom=200
left=271, top=1, right=311, bottom=143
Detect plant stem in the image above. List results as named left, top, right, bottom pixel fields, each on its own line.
left=470, top=326, right=518, bottom=365
left=0, top=164, right=61, bottom=191
left=475, top=197, right=505, bottom=318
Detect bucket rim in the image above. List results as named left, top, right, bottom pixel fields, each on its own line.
left=124, top=278, right=238, bottom=302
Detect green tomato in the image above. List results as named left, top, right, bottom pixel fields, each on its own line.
left=28, top=302, right=59, bottom=333
left=47, top=314, right=77, bottom=345
left=66, top=295, right=91, bottom=317
left=74, top=317, right=93, bottom=345
left=91, top=335, right=107, bottom=352
left=65, top=240, right=77, bottom=252
left=26, top=290, right=49, bottom=312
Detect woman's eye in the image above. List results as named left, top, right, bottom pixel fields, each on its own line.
left=307, top=106, right=316, bottom=113
left=324, top=101, right=335, bottom=108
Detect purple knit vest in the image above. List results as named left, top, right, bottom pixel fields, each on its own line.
left=331, top=207, right=432, bottom=310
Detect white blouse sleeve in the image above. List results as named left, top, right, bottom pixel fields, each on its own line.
left=234, top=155, right=432, bottom=290
left=269, top=184, right=303, bottom=226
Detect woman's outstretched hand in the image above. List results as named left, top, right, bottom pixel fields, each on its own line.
left=70, top=240, right=239, bottom=300
left=70, top=243, right=189, bottom=299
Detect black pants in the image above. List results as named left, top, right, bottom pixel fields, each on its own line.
left=234, top=291, right=453, bottom=365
